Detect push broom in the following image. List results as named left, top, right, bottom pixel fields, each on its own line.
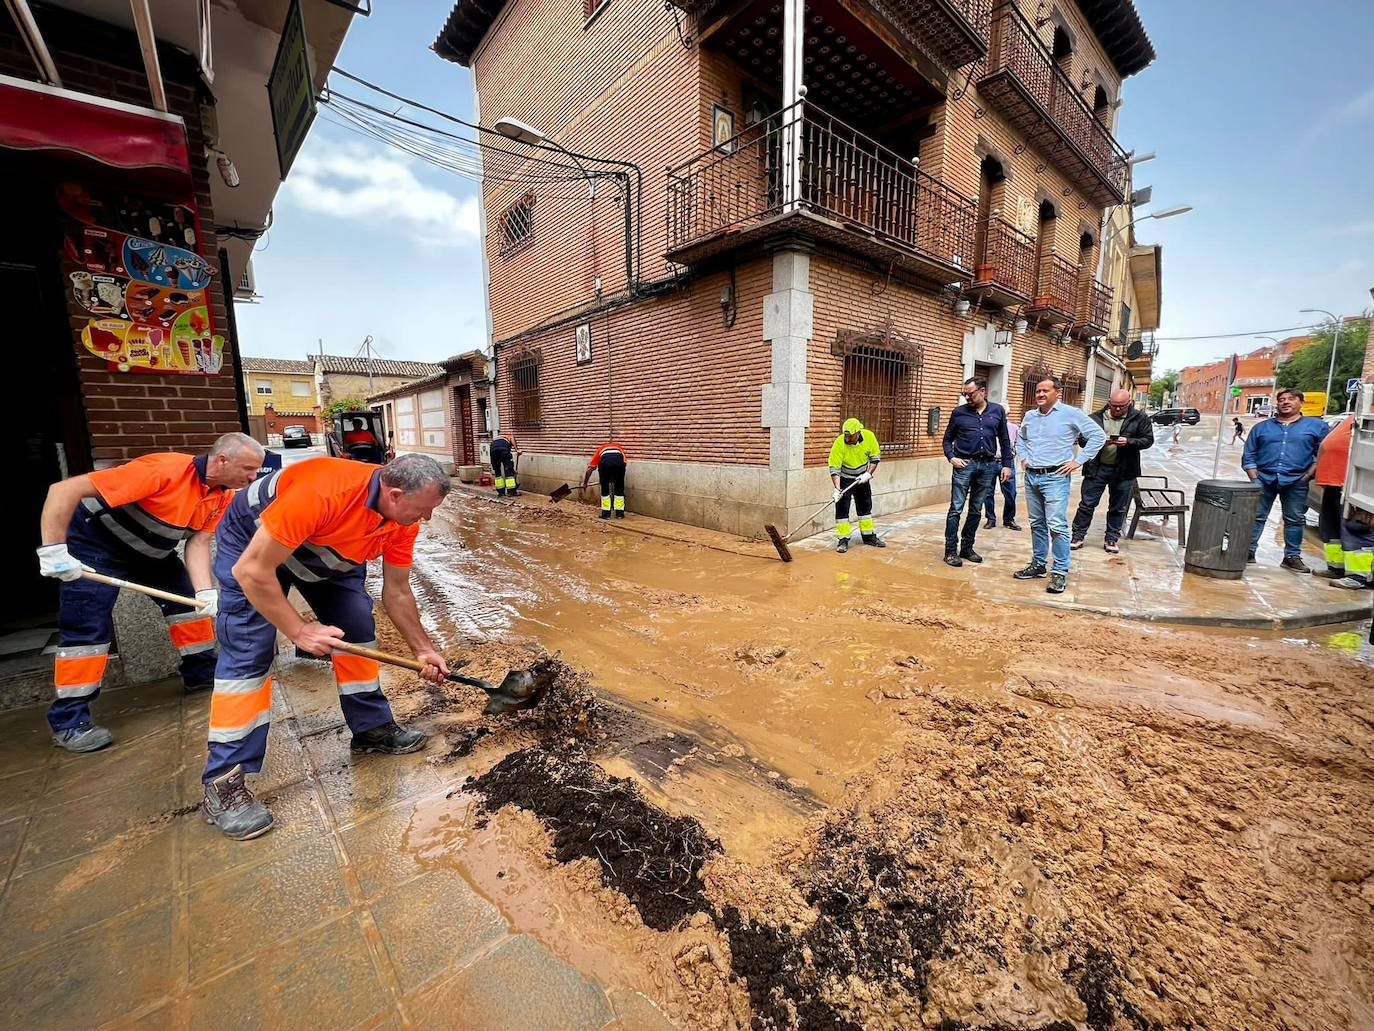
left=764, top=479, right=860, bottom=563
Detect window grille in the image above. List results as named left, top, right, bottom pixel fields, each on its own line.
left=1060, top=373, right=1087, bottom=407
left=500, top=194, right=535, bottom=256
left=509, top=349, right=542, bottom=427
left=1021, top=361, right=1055, bottom=411
left=833, top=325, right=924, bottom=455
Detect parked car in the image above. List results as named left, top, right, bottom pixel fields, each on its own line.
left=281, top=424, right=312, bottom=449
left=1151, top=407, right=1201, bottom=426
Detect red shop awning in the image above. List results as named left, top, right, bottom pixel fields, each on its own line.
left=0, top=74, right=190, bottom=178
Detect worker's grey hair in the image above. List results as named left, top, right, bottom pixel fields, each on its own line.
left=209, top=432, right=264, bottom=459
left=380, top=454, right=452, bottom=497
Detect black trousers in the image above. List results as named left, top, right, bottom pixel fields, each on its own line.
left=835, top=477, right=874, bottom=536
left=598, top=455, right=626, bottom=511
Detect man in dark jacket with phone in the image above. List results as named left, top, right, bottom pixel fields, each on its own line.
left=1070, top=389, right=1154, bottom=554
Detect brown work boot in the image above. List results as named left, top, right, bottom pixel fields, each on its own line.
left=1280, top=556, right=1312, bottom=574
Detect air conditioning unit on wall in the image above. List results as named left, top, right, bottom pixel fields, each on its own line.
left=235, top=258, right=261, bottom=303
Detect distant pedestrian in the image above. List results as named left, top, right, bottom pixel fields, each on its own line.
left=941, top=377, right=1012, bottom=566
left=580, top=441, right=628, bottom=519
left=1314, top=414, right=1353, bottom=579
left=1242, top=388, right=1331, bottom=572
left=984, top=419, right=1022, bottom=530
left=1013, top=377, right=1105, bottom=594
left=1071, top=389, right=1155, bottom=554
left=827, top=418, right=884, bottom=553
left=1231, top=418, right=1246, bottom=444
left=1170, top=423, right=1181, bottom=446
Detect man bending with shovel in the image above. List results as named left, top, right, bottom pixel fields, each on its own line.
left=201, top=454, right=451, bottom=840
left=829, top=418, right=884, bottom=553
left=36, top=433, right=264, bottom=753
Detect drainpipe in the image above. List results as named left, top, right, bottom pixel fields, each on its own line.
left=5, top=0, right=62, bottom=86
left=129, top=0, right=169, bottom=112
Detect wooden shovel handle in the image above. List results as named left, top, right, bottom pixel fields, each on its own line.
left=330, top=639, right=427, bottom=673
left=80, top=570, right=206, bottom=610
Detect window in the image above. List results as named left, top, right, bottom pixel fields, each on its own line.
left=255, top=379, right=272, bottom=395
left=290, top=380, right=311, bottom=397
left=584, top=0, right=610, bottom=17
left=1022, top=362, right=1055, bottom=412
left=500, top=193, right=535, bottom=256
left=396, top=395, right=415, bottom=414
left=1060, top=374, right=1086, bottom=407
left=1117, top=302, right=1132, bottom=344
left=833, top=325, right=924, bottom=455
left=510, top=349, right=542, bottom=426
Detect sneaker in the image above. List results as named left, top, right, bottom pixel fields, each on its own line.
left=837, top=538, right=849, bottom=554
left=1316, top=567, right=1346, bottom=579
left=943, top=551, right=963, bottom=567
left=1013, top=563, right=1047, bottom=579
left=1103, top=540, right=1120, bottom=555
left=958, top=548, right=983, bottom=563
left=1069, top=537, right=1085, bottom=551
left=861, top=533, right=886, bottom=548
left=1280, top=556, right=1312, bottom=574
left=351, top=721, right=427, bottom=755
left=1246, top=551, right=1257, bottom=564
left=1331, top=576, right=1371, bottom=590
left=1004, top=521, right=1023, bottom=531
left=53, top=722, right=113, bottom=754
left=1046, top=573, right=1067, bottom=594
left=202, top=766, right=273, bottom=840
left=984, top=517, right=996, bottom=529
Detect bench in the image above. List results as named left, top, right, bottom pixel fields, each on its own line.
left=1128, top=475, right=1189, bottom=546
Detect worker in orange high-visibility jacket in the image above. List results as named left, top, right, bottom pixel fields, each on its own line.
left=36, top=433, right=265, bottom=754
left=580, top=441, right=628, bottom=519
left=201, top=454, right=452, bottom=840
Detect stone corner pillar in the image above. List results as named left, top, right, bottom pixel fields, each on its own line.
left=761, top=247, right=813, bottom=473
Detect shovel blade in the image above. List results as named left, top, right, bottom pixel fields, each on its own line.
left=549, top=484, right=572, bottom=503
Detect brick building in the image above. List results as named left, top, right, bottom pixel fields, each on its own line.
left=310, top=353, right=445, bottom=408
left=1176, top=358, right=1229, bottom=414
left=1230, top=348, right=1276, bottom=416
left=0, top=1, right=353, bottom=679
left=1178, top=336, right=1321, bottom=416
left=368, top=351, right=494, bottom=474
left=242, top=356, right=320, bottom=416
left=435, top=0, right=1156, bottom=534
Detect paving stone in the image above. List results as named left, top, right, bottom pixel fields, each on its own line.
left=43, top=724, right=180, bottom=808
left=337, top=800, right=432, bottom=900
left=0, top=769, right=44, bottom=824
left=184, top=778, right=330, bottom=887
left=368, top=867, right=507, bottom=993
left=405, top=933, right=614, bottom=1031
left=606, top=987, right=679, bottom=1030
left=17, top=773, right=176, bottom=873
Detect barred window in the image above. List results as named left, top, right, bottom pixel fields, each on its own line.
left=1060, top=374, right=1086, bottom=408
left=509, top=349, right=542, bottom=427
left=833, top=325, right=924, bottom=455
left=1022, top=362, right=1055, bottom=412
left=500, top=193, right=535, bottom=256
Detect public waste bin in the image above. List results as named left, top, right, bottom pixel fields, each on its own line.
left=1184, top=479, right=1261, bottom=580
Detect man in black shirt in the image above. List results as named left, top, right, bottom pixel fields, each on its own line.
left=941, top=377, right=1013, bottom=567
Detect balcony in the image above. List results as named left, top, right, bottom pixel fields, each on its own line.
left=1028, top=254, right=1078, bottom=325
left=977, top=3, right=1128, bottom=205
left=971, top=217, right=1035, bottom=307
left=670, top=0, right=992, bottom=82
left=1125, top=330, right=1157, bottom=361
left=1077, top=277, right=1112, bottom=336
left=666, top=102, right=977, bottom=286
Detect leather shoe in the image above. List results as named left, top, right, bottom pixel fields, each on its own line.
left=943, top=552, right=963, bottom=567
left=958, top=548, right=983, bottom=563
left=1003, top=521, right=1023, bottom=531
left=983, top=517, right=995, bottom=529
left=351, top=721, right=427, bottom=755
left=1279, top=556, right=1312, bottom=574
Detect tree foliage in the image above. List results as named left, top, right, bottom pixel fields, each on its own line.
left=1148, top=369, right=1179, bottom=408
left=1275, top=316, right=1370, bottom=413
left=323, top=397, right=370, bottom=418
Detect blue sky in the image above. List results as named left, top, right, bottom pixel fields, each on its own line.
left=237, top=0, right=1374, bottom=375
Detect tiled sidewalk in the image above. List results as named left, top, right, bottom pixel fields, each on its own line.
left=0, top=662, right=668, bottom=1030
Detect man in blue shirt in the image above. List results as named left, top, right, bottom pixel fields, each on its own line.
left=941, top=377, right=1012, bottom=566
left=1012, top=376, right=1106, bottom=594
left=1242, top=387, right=1331, bottom=572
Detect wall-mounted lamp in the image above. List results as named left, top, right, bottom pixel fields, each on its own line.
left=954, top=298, right=971, bottom=317
left=1014, top=317, right=1028, bottom=334
left=215, top=150, right=240, bottom=188
left=994, top=329, right=1013, bottom=346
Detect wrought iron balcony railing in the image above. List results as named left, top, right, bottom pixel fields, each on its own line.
left=972, top=217, right=1036, bottom=300
left=1079, top=277, right=1113, bottom=334
left=666, top=102, right=978, bottom=280
left=1126, top=330, right=1157, bottom=361
left=978, top=3, right=1129, bottom=204
left=1030, top=253, right=1079, bottom=320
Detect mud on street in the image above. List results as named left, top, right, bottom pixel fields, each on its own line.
left=362, top=489, right=1374, bottom=1031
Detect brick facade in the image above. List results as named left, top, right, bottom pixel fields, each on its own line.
left=370, top=354, right=493, bottom=472
left=0, top=12, right=245, bottom=468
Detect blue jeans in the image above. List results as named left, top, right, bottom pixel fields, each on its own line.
left=945, top=459, right=998, bottom=552
left=1249, top=476, right=1309, bottom=558
left=984, top=464, right=1017, bottom=524
left=1025, top=470, right=1072, bottom=573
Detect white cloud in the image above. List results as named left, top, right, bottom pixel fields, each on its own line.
left=282, top=145, right=479, bottom=248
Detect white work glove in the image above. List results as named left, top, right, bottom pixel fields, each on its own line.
left=37, top=544, right=83, bottom=582
left=857, top=471, right=872, bottom=485
left=832, top=487, right=843, bottom=503
left=195, top=589, right=219, bottom=618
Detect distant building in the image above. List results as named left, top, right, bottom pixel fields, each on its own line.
left=242, top=357, right=319, bottom=416
left=1177, top=336, right=1320, bottom=416
left=1177, top=358, right=1229, bottom=414
left=368, top=351, right=493, bottom=475
left=310, top=354, right=444, bottom=408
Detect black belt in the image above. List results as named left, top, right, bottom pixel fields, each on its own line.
left=1025, top=465, right=1064, bottom=474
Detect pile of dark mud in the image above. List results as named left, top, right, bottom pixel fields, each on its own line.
left=469, top=746, right=720, bottom=931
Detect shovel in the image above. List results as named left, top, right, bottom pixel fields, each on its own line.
left=79, top=570, right=211, bottom=609
left=331, top=640, right=554, bottom=716
left=549, top=482, right=591, bottom=504
left=763, top=479, right=862, bottom=562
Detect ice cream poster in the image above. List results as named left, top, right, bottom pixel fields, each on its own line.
left=59, top=183, right=223, bottom=375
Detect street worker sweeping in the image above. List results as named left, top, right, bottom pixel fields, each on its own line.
left=829, top=418, right=884, bottom=553
left=36, top=433, right=265, bottom=753
left=201, top=454, right=451, bottom=840
left=581, top=440, right=628, bottom=519
left=490, top=429, right=518, bottom=496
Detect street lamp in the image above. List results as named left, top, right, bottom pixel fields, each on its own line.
left=1102, top=204, right=1193, bottom=250
left=1299, top=308, right=1353, bottom=413
left=493, top=117, right=596, bottom=198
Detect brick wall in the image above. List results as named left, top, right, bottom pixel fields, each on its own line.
left=244, top=372, right=318, bottom=415
left=262, top=406, right=321, bottom=433
left=0, top=13, right=244, bottom=467
left=1177, top=358, right=1229, bottom=413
